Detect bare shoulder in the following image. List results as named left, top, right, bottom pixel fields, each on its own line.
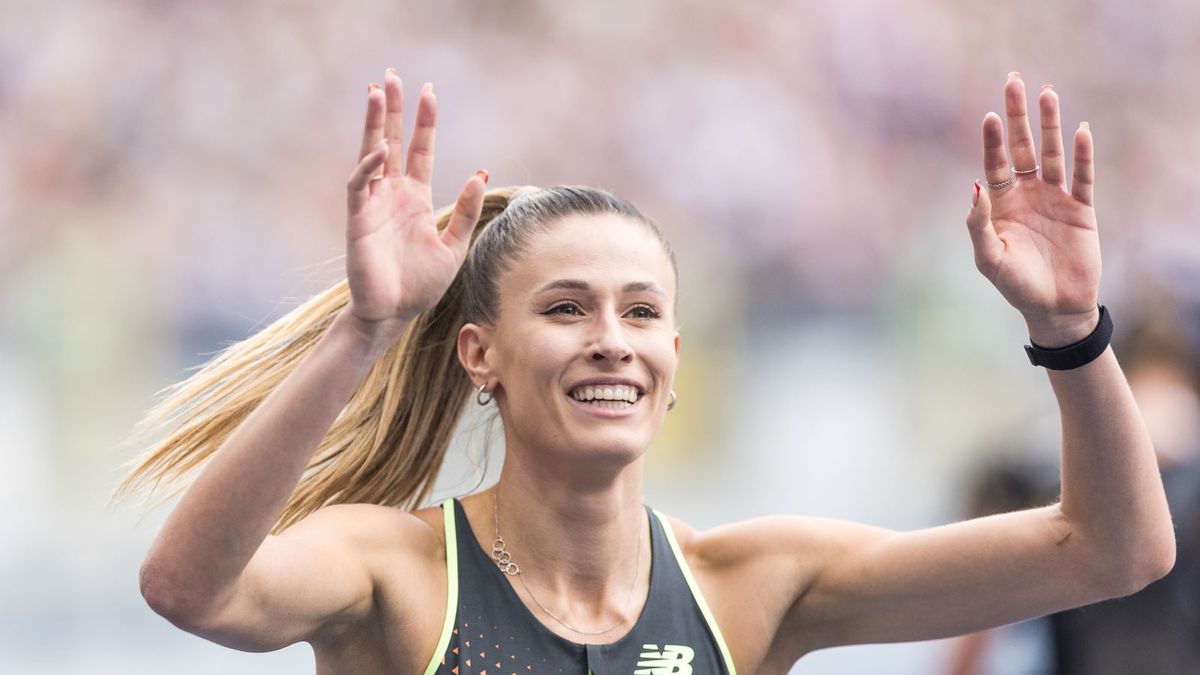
left=303, top=501, right=445, bottom=562
left=658, top=511, right=894, bottom=670
left=304, top=501, right=451, bottom=671
left=299, top=502, right=448, bottom=636
left=312, top=501, right=453, bottom=605
left=665, top=510, right=880, bottom=575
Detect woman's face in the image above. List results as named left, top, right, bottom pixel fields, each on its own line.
left=463, top=213, right=680, bottom=466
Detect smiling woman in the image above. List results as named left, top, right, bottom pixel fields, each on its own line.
left=458, top=210, right=681, bottom=471
left=115, top=68, right=1175, bottom=675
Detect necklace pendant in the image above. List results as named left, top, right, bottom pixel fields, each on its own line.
left=491, top=536, right=520, bottom=575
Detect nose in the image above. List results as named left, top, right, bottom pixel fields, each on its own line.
left=589, top=308, right=633, bottom=363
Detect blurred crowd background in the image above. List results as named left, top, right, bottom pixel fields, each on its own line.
left=3, top=0, right=1200, bottom=673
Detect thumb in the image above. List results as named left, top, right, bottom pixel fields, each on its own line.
left=966, top=180, right=1003, bottom=278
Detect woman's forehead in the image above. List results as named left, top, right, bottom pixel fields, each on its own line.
left=503, top=214, right=675, bottom=294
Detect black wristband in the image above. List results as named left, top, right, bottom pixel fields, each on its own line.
left=1024, top=304, right=1112, bottom=370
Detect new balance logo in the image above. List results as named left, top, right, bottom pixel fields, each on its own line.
left=634, top=644, right=695, bottom=674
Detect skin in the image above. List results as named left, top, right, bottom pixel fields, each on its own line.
left=139, top=69, right=1175, bottom=675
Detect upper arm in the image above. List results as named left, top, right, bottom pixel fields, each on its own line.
left=708, top=504, right=1136, bottom=659
left=169, top=504, right=436, bottom=652
left=779, top=504, right=1125, bottom=652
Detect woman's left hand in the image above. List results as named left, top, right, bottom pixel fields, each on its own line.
left=966, top=72, right=1102, bottom=347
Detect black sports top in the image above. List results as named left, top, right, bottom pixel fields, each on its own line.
left=422, top=497, right=738, bottom=674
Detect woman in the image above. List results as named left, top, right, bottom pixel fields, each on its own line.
left=120, top=69, right=1175, bottom=674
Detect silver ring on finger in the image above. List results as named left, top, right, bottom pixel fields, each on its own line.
left=986, top=173, right=1015, bottom=190
left=1013, top=164, right=1040, bottom=176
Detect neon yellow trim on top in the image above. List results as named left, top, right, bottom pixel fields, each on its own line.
left=652, top=509, right=738, bottom=675
left=421, top=498, right=459, bottom=675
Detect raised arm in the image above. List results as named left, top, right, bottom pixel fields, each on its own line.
left=696, top=73, right=1175, bottom=665
left=966, top=72, right=1176, bottom=592
left=137, top=68, right=486, bottom=650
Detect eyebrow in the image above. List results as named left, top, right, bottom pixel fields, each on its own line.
left=532, top=279, right=667, bottom=299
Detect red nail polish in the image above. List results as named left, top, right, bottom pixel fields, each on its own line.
left=973, top=180, right=981, bottom=206
left=476, top=169, right=489, bottom=184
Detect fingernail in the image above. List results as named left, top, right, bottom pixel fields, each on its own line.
left=476, top=169, right=489, bottom=184
left=973, top=180, right=980, bottom=207
left=1080, top=121, right=1089, bottom=130
left=1007, top=71, right=1021, bottom=80
left=423, top=82, right=433, bottom=95
left=386, top=67, right=397, bottom=77
left=368, top=82, right=380, bottom=94
left=1042, top=84, right=1054, bottom=90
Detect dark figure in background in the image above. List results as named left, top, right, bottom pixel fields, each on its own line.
left=945, top=295, right=1200, bottom=675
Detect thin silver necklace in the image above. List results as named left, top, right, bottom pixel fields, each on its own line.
left=490, top=488, right=644, bottom=636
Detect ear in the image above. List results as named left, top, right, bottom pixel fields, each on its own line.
left=457, top=322, right=494, bottom=387
left=673, top=331, right=681, bottom=363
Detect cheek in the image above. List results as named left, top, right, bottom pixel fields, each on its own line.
left=636, top=332, right=677, bottom=365
left=513, top=329, right=576, bottom=364
left=502, top=330, right=576, bottom=391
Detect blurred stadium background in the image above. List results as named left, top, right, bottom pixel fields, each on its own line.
left=3, top=0, right=1199, bottom=672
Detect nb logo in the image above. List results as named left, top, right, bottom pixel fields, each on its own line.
left=634, top=644, right=695, bottom=674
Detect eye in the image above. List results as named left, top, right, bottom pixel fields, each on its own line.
left=628, top=304, right=661, bottom=319
left=544, top=302, right=583, bottom=316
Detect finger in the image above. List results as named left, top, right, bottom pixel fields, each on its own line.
left=1071, top=122, right=1094, bottom=206
left=406, top=82, right=436, bottom=184
left=1003, top=72, right=1039, bottom=174
left=981, top=112, right=1011, bottom=189
left=440, top=170, right=488, bottom=260
left=966, top=180, right=1003, bottom=278
left=382, top=68, right=405, bottom=177
left=357, top=83, right=385, bottom=161
left=1038, top=85, right=1067, bottom=188
left=347, top=143, right=388, bottom=214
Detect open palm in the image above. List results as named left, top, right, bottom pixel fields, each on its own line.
left=345, top=70, right=486, bottom=327
left=967, top=74, right=1101, bottom=331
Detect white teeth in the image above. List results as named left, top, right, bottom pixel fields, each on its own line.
left=570, top=383, right=641, bottom=403
left=596, top=399, right=631, bottom=409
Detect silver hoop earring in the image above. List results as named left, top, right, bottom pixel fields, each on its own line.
left=476, top=383, right=494, bottom=406
left=667, top=389, right=676, bottom=411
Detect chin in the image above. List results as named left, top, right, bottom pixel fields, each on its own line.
left=573, top=433, right=650, bottom=465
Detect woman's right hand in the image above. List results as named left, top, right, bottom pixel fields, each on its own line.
left=345, top=69, right=487, bottom=329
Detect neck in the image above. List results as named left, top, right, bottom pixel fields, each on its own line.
left=487, top=446, right=648, bottom=620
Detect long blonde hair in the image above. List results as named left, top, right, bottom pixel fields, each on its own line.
left=112, top=185, right=676, bottom=534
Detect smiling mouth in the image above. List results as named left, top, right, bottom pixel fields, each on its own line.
left=568, top=384, right=643, bottom=410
